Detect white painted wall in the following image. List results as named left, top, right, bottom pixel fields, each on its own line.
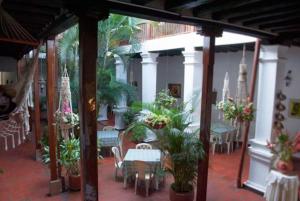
left=157, top=55, right=185, bottom=103
left=280, top=46, right=300, bottom=137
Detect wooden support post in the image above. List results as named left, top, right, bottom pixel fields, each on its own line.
left=47, top=39, right=61, bottom=195
left=196, top=26, right=222, bottom=201
left=236, top=39, right=261, bottom=188
left=33, top=49, right=41, bottom=159
left=78, top=14, right=100, bottom=201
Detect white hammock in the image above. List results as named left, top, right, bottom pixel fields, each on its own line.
left=0, top=47, right=40, bottom=151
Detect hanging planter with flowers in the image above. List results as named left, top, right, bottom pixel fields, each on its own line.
left=56, top=67, right=79, bottom=138
left=144, top=113, right=170, bottom=129
left=216, top=98, right=255, bottom=122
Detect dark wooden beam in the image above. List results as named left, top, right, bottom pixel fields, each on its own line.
left=165, top=0, right=212, bottom=11
left=195, top=0, right=261, bottom=18
left=7, top=0, right=63, bottom=8
left=276, top=29, right=300, bottom=34
left=3, top=3, right=61, bottom=16
left=46, top=39, right=60, bottom=194
left=39, top=13, right=77, bottom=39
left=227, top=3, right=300, bottom=23
left=196, top=25, right=222, bottom=201
left=212, top=0, right=298, bottom=20
left=9, top=13, right=53, bottom=23
left=106, top=0, right=275, bottom=39
left=271, top=24, right=300, bottom=32
left=79, top=13, right=102, bottom=201
left=243, top=12, right=300, bottom=26
left=33, top=49, right=41, bottom=152
left=259, top=17, right=300, bottom=29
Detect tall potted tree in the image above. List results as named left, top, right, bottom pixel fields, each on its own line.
left=60, top=137, right=81, bottom=191
left=157, top=108, right=205, bottom=201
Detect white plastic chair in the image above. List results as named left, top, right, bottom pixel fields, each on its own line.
left=133, top=160, right=154, bottom=197
left=103, top=126, right=115, bottom=131
left=111, top=146, right=123, bottom=180
left=225, top=131, right=236, bottom=154
left=118, top=131, right=125, bottom=158
left=210, top=133, right=218, bottom=155
left=135, top=143, right=152, bottom=150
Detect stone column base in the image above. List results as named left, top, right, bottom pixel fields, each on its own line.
left=113, top=107, right=127, bottom=130
left=49, top=179, right=62, bottom=196
left=244, top=139, right=274, bottom=193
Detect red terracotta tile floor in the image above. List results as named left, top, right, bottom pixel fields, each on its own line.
left=0, top=140, right=264, bottom=201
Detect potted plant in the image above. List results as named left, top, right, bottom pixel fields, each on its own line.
left=216, top=98, right=255, bottom=122
left=60, top=137, right=81, bottom=191
left=267, top=131, right=300, bottom=174
left=145, top=113, right=170, bottom=129
left=157, top=108, right=204, bottom=201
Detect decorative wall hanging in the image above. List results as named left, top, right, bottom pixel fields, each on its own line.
left=284, top=70, right=292, bottom=87
left=168, top=83, right=181, bottom=98
left=273, top=91, right=286, bottom=131
left=289, top=99, right=300, bottom=119
left=56, top=67, right=79, bottom=139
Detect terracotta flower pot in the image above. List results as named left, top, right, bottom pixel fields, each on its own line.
left=69, top=175, right=81, bottom=191
left=276, top=160, right=294, bottom=174
left=169, top=185, right=194, bottom=201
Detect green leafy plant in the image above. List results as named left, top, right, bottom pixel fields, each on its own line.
left=123, top=108, right=138, bottom=126
left=97, top=67, right=137, bottom=106
left=128, top=93, right=205, bottom=193
left=157, top=122, right=204, bottom=193
left=60, top=137, right=80, bottom=176
left=217, top=99, right=255, bottom=122
left=40, top=126, right=50, bottom=164
left=58, top=14, right=141, bottom=111
left=130, top=124, right=147, bottom=142
left=267, top=131, right=299, bottom=162
left=155, top=90, right=177, bottom=109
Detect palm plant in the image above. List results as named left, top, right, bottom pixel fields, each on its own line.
left=58, top=14, right=141, bottom=111
left=157, top=109, right=205, bottom=193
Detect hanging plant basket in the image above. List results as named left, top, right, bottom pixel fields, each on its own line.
left=145, top=117, right=167, bottom=129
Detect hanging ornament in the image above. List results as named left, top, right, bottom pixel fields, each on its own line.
left=56, top=66, right=79, bottom=139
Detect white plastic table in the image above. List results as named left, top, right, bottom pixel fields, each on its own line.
left=123, top=149, right=161, bottom=189
left=97, top=130, right=119, bottom=147
left=264, top=170, right=299, bottom=201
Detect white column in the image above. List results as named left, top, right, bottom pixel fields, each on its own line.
left=113, top=55, right=127, bottom=130
left=245, top=45, right=288, bottom=192
left=141, top=52, right=159, bottom=103
left=182, top=48, right=203, bottom=127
